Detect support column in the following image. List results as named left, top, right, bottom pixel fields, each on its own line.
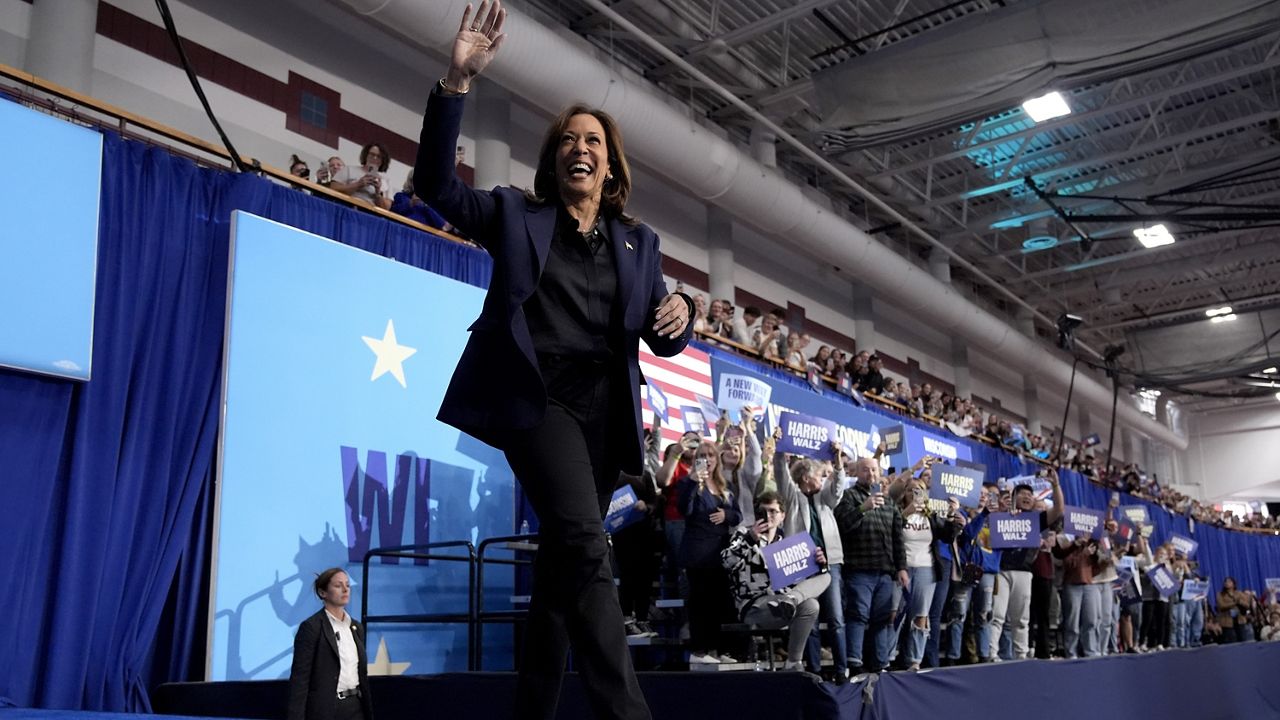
left=1015, top=309, right=1041, bottom=434
left=706, top=205, right=735, bottom=305
left=25, top=0, right=99, bottom=93
left=473, top=80, right=511, bottom=191
left=750, top=125, right=776, bottom=168
left=1076, top=405, right=1092, bottom=446
left=927, top=247, right=951, bottom=284
left=852, top=284, right=877, bottom=354
left=951, top=336, right=971, bottom=402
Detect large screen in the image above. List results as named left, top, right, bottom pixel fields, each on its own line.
left=209, top=212, right=516, bottom=680
left=0, top=97, right=101, bottom=380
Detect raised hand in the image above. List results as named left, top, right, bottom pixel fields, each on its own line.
left=445, top=0, right=508, bottom=93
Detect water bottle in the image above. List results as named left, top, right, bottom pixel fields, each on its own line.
left=520, top=519, right=530, bottom=536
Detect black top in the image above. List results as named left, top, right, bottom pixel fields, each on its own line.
left=523, top=206, right=620, bottom=365
left=999, top=510, right=1050, bottom=571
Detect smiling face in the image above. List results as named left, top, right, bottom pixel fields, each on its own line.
left=555, top=113, right=609, bottom=206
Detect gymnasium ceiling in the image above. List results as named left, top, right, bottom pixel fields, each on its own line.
left=515, top=0, right=1280, bottom=411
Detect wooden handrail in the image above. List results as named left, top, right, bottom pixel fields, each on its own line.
left=0, top=62, right=472, bottom=247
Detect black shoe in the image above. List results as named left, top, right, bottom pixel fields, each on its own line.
left=766, top=596, right=798, bottom=622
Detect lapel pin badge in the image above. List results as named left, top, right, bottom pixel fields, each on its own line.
left=625, top=241, right=634, bottom=251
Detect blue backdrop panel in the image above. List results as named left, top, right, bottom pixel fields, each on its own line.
left=212, top=212, right=515, bottom=681
left=0, top=98, right=101, bottom=379
left=868, top=642, right=1280, bottom=719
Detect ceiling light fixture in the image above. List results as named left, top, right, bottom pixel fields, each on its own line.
left=1210, top=314, right=1238, bottom=323
left=1133, top=224, right=1175, bottom=248
left=1204, top=306, right=1234, bottom=317
left=1022, top=91, right=1072, bottom=122
left=1264, top=367, right=1278, bottom=374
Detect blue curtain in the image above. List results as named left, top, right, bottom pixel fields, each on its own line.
left=0, top=133, right=490, bottom=712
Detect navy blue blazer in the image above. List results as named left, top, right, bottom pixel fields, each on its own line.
left=414, top=91, right=692, bottom=475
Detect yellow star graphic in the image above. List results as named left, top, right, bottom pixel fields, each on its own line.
left=361, top=319, right=417, bottom=388
left=366, top=636, right=411, bottom=676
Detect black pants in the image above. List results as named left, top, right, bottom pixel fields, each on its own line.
left=686, top=565, right=732, bottom=655
left=1142, top=600, right=1170, bottom=648
left=614, top=523, right=658, bottom=621
left=1030, top=575, right=1052, bottom=658
left=503, top=362, right=650, bottom=720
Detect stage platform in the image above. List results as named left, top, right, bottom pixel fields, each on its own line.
left=146, top=641, right=1280, bottom=720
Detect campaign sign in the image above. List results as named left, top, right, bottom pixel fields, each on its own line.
left=697, top=395, right=723, bottom=434
left=1064, top=506, right=1105, bottom=540
left=1116, top=568, right=1143, bottom=607
left=881, top=424, right=905, bottom=455
left=1115, top=522, right=1135, bottom=543
left=807, top=365, right=823, bottom=391
left=1181, top=579, right=1209, bottom=602
left=681, top=405, right=706, bottom=433
left=763, top=531, right=820, bottom=588
left=646, top=384, right=669, bottom=424
left=988, top=512, right=1041, bottom=549
left=1169, top=533, right=1198, bottom=558
left=1083, top=433, right=1102, bottom=447
left=716, top=373, right=772, bottom=421
left=604, top=486, right=643, bottom=533
left=1265, top=578, right=1280, bottom=593
left=931, top=464, right=983, bottom=507
left=777, top=411, right=839, bottom=460
left=1146, top=564, right=1178, bottom=599
left=1120, top=504, right=1150, bottom=527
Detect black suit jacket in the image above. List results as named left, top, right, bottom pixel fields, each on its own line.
left=286, top=609, right=372, bottom=720
left=414, top=91, right=692, bottom=475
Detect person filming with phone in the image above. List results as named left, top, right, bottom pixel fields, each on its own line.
left=834, top=455, right=907, bottom=674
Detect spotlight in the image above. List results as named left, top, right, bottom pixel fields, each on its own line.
left=1134, top=224, right=1175, bottom=248
left=1056, top=313, right=1084, bottom=351
left=1022, top=91, right=1072, bottom=122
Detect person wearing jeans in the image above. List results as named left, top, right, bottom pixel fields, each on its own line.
left=1054, top=535, right=1102, bottom=658
left=773, top=447, right=847, bottom=680
left=898, top=479, right=962, bottom=670
left=834, top=457, right=907, bottom=673
left=945, top=497, right=996, bottom=664
left=989, top=474, right=1064, bottom=660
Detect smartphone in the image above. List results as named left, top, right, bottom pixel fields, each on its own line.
left=693, top=457, right=709, bottom=476
left=1111, top=491, right=1120, bottom=504
left=870, top=481, right=883, bottom=496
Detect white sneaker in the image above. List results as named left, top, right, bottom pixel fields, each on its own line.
left=689, top=652, right=721, bottom=665
left=716, top=653, right=741, bottom=664
left=780, top=660, right=804, bottom=672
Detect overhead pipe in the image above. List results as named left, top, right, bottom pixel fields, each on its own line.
left=333, top=0, right=1187, bottom=450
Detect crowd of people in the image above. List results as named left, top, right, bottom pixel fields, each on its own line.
left=682, top=293, right=1280, bottom=533
left=285, top=146, right=455, bottom=234
left=612, top=412, right=1280, bottom=681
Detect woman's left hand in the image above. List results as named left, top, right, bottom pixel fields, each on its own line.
left=709, top=509, right=727, bottom=525
left=653, top=293, right=690, bottom=337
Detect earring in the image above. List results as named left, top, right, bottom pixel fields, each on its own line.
left=606, top=174, right=614, bottom=182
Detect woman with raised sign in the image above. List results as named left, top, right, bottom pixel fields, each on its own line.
left=415, top=2, right=693, bottom=717
left=896, top=478, right=962, bottom=670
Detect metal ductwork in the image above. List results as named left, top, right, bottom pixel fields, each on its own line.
left=335, top=0, right=1187, bottom=450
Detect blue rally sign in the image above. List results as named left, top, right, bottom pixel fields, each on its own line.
left=881, top=424, right=905, bottom=455
left=777, top=411, right=839, bottom=460
left=1063, top=506, right=1105, bottom=539
left=1168, top=533, right=1198, bottom=559
left=930, top=464, right=984, bottom=507
left=1146, top=564, right=1178, bottom=599
left=988, top=512, right=1041, bottom=549
left=763, top=531, right=821, bottom=588
left=604, top=486, right=644, bottom=533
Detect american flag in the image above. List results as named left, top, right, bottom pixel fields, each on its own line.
left=638, top=341, right=714, bottom=450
